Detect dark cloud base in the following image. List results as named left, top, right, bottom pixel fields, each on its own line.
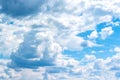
left=9, top=53, right=54, bottom=68
left=0, top=0, right=46, bottom=18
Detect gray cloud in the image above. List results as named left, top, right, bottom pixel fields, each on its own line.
left=0, top=0, right=46, bottom=17
left=9, top=27, right=62, bottom=68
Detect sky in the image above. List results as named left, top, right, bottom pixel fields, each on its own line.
left=0, top=0, right=120, bottom=80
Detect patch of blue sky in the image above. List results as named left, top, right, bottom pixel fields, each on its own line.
left=96, top=22, right=108, bottom=32
left=63, top=50, right=84, bottom=60
left=96, top=26, right=120, bottom=47
left=63, top=18, right=120, bottom=60
left=115, top=72, right=120, bottom=78
left=0, top=53, right=3, bottom=59
left=77, top=30, right=94, bottom=40
left=112, top=17, right=120, bottom=23
left=84, top=47, right=115, bottom=59
left=0, top=53, right=10, bottom=59
left=63, top=46, right=115, bottom=60
left=7, top=21, right=14, bottom=25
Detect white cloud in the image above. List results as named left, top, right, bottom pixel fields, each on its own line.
left=1, top=53, right=120, bottom=80
left=99, top=26, right=114, bottom=40
left=114, top=47, right=120, bottom=53
left=0, top=24, right=27, bottom=57
left=88, top=30, right=98, bottom=39
left=0, top=0, right=120, bottom=80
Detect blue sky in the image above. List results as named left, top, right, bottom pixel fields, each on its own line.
left=64, top=18, right=120, bottom=60
left=0, top=0, right=120, bottom=80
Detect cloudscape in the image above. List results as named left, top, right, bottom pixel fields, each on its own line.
left=0, top=0, right=120, bottom=80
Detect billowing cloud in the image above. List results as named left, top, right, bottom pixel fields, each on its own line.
left=1, top=53, right=120, bottom=80
left=0, top=0, right=120, bottom=80
left=99, top=26, right=114, bottom=40
left=9, top=27, right=62, bottom=68
left=114, top=47, right=120, bottom=53
left=88, top=30, right=98, bottom=39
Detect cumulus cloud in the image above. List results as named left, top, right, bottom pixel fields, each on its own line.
left=114, top=47, right=120, bottom=53
left=0, top=23, right=26, bottom=57
left=88, top=30, right=98, bottom=39
left=0, top=0, right=120, bottom=80
left=2, top=53, right=120, bottom=80
left=9, top=27, right=62, bottom=68
left=99, top=26, right=114, bottom=40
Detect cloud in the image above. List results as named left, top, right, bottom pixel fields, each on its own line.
left=0, top=0, right=46, bottom=17
left=99, top=26, right=114, bottom=40
left=114, top=47, right=120, bottom=53
left=0, top=59, right=21, bottom=80
left=0, top=0, right=120, bottom=80
left=1, top=52, right=120, bottom=80
left=0, top=23, right=26, bottom=57
left=88, top=30, right=98, bottom=39
left=9, top=27, right=63, bottom=68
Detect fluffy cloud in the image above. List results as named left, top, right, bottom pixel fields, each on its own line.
left=0, top=23, right=26, bottom=57
left=99, top=26, right=114, bottom=40
left=88, top=30, right=98, bottom=39
left=1, top=53, right=120, bottom=80
left=9, top=27, right=63, bottom=68
left=0, top=0, right=120, bottom=80
left=114, top=47, right=120, bottom=53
